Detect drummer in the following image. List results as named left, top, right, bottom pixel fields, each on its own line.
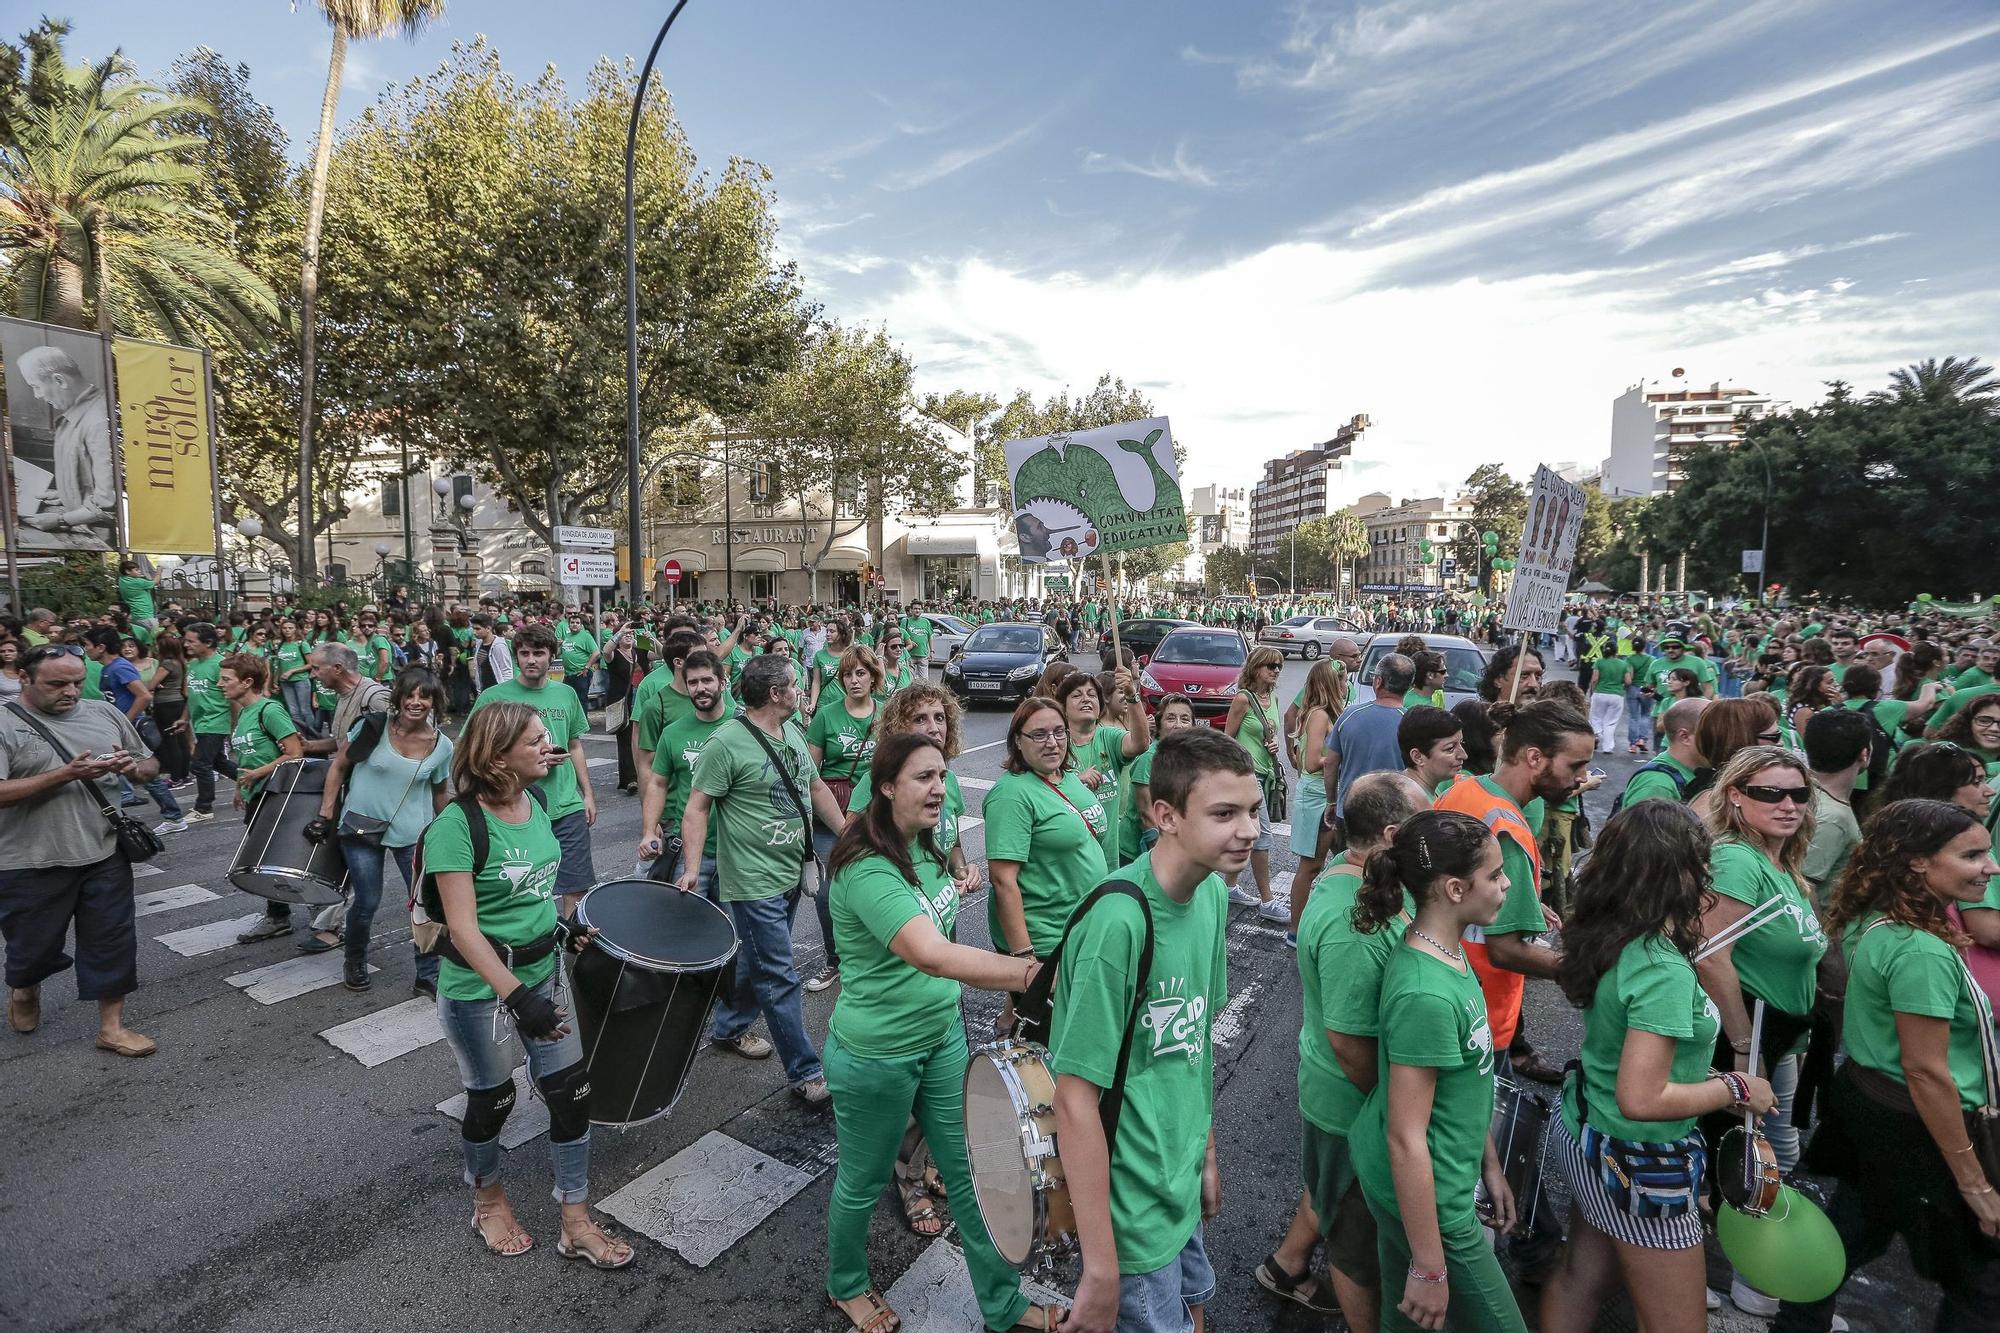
left=422, top=700, right=632, bottom=1269
left=220, top=653, right=306, bottom=945
left=820, top=733, right=1057, bottom=1333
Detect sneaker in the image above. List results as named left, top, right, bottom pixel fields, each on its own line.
left=1226, top=885, right=1259, bottom=907
left=791, top=1076, right=832, bottom=1106
left=1730, top=1278, right=1780, bottom=1317
left=711, top=1032, right=773, bottom=1060
left=121, top=793, right=148, bottom=808
left=1256, top=900, right=1290, bottom=924
left=413, top=977, right=437, bottom=1000
left=1284, top=931, right=1298, bottom=949
left=343, top=958, right=370, bottom=992
left=152, top=818, right=188, bottom=835
left=804, top=966, right=838, bottom=993
left=235, top=916, right=293, bottom=944
left=185, top=810, right=215, bottom=824
left=1705, top=1290, right=1722, bottom=1312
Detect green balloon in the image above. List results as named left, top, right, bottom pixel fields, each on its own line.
left=1481, top=530, right=1498, bottom=544
left=1715, top=1187, right=1844, bottom=1304
left=1918, top=593, right=1933, bottom=603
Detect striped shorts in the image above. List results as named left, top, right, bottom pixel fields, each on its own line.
left=1552, top=1111, right=1705, bottom=1250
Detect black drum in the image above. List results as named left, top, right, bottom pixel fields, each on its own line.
left=572, top=879, right=739, bottom=1128
left=227, top=758, right=349, bottom=905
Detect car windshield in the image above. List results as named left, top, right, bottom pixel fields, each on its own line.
left=1278, top=615, right=1313, bottom=627
left=1359, top=643, right=1486, bottom=693
left=932, top=615, right=974, bottom=635
left=966, top=627, right=1042, bottom=653
left=1153, top=632, right=1248, bottom=666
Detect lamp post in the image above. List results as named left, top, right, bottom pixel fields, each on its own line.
left=233, top=515, right=262, bottom=610
left=1735, top=435, right=1773, bottom=606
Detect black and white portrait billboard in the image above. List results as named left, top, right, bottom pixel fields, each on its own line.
left=2, top=315, right=118, bottom=551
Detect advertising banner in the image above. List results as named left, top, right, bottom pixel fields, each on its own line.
left=113, top=337, right=218, bottom=554
left=1, top=315, right=117, bottom=551
left=1002, top=416, right=1186, bottom=563
left=1501, top=464, right=1587, bottom=633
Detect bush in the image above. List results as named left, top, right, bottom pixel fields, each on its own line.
left=20, top=553, right=117, bottom=620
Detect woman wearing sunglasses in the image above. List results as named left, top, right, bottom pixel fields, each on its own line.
left=1694, top=744, right=1830, bottom=1318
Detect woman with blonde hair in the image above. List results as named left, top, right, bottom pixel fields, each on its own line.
left=1225, top=645, right=1289, bottom=922
left=1288, top=657, right=1348, bottom=939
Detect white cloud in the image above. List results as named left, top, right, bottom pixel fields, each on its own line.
left=1696, top=233, right=1908, bottom=278
left=878, top=116, right=1051, bottom=192
left=1078, top=141, right=1217, bottom=188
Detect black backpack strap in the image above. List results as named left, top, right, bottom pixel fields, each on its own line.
left=1024, top=877, right=1156, bottom=1155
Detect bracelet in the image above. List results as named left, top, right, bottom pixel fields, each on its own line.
left=1960, top=1183, right=1996, bottom=1196
left=1715, top=1070, right=1751, bottom=1107
left=1408, top=1266, right=1447, bottom=1285
left=1011, top=949, right=1036, bottom=960
left=1949, top=1144, right=1978, bottom=1155
left=1728, top=1036, right=1752, bottom=1054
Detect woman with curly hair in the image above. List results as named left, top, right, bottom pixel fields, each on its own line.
left=1773, top=800, right=2000, bottom=1333
left=1542, top=801, right=1774, bottom=1332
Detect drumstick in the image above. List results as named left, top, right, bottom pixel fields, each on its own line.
left=1744, top=998, right=1766, bottom=1133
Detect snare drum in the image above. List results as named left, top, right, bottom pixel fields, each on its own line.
left=571, top=879, right=738, bottom=1128
left=964, top=1038, right=1076, bottom=1270
left=226, top=758, right=349, bottom=905
left=1480, top=1077, right=1553, bottom=1230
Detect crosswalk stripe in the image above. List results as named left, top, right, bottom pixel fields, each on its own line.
left=132, top=863, right=165, bottom=878
left=883, top=1237, right=1070, bottom=1332
left=959, top=816, right=983, bottom=832
left=319, top=996, right=443, bottom=1067
left=226, top=953, right=376, bottom=1004
left=133, top=883, right=219, bottom=917
left=598, top=1129, right=816, bottom=1267
left=959, top=776, right=994, bottom=792
left=1272, top=821, right=1292, bottom=836
left=436, top=1065, right=547, bottom=1148
left=155, top=914, right=267, bottom=957
left=1213, top=981, right=1263, bottom=1049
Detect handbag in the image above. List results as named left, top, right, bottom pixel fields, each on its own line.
left=1248, top=693, right=1288, bottom=823
left=4, top=701, right=163, bottom=863
left=339, top=728, right=437, bottom=849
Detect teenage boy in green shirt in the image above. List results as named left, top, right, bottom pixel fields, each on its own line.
left=469, top=624, right=596, bottom=907
left=1049, top=728, right=1253, bottom=1333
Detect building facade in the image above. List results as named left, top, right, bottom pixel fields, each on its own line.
left=1603, top=377, right=1785, bottom=498
left=1363, top=495, right=1474, bottom=591
left=1248, top=414, right=1376, bottom=555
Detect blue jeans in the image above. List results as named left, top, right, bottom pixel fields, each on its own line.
left=1116, top=1224, right=1216, bottom=1333
left=280, top=678, right=318, bottom=735
left=709, top=883, right=822, bottom=1084
left=812, top=823, right=839, bottom=972
left=437, top=960, right=590, bottom=1203
left=1624, top=687, right=1650, bottom=746
left=340, top=841, right=437, bottom=982
left=130, top=773, right=182, bottom=820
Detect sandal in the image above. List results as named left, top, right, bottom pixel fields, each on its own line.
left=297, top=931, right=342, bottom=954
left=1254, top=1253, right=1340, bottom=1315
left=829, top=1289, right=901, bottom=1333
left=990, top=1303, right=1064, bottom=1332
left=897, top=1174, right=944, bottom=1237
left=470, top=1206, right=532, bottom=1258
left=919, top=1163, right=948, bottom=1202
left=557, top=1219, right=634, bottom=1270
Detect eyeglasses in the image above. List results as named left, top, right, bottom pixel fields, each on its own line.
left=1970, top=715, right=2000, bottom=730
left=1756, top=731, right=1783, bottom=743
left=20, top=644, right=83, bottom=666
left=1742, top=784, right=1811, bottom=806
left=1022, top=728, right=1069, bottom=745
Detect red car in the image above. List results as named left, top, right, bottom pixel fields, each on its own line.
left=1136, top=628, right=1247, bottom=727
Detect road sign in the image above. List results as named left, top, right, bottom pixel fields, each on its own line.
left=1741, top=549, right=1765, bottom=574
left=662, top=559, right=683, bottom=585
left=554, top=525, right=614, bottom=550
left=558, top=551, right=616, bottom=586
left=1440, top=556, right=1457, bottom=579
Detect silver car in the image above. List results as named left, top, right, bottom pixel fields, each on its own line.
left=1258, top=614, right=1369, bottom=660
left=917, top=613, right=977, bottom=665
left=1357, top=633, right=1491, bottom=708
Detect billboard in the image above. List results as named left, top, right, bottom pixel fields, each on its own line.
left=1002, top=416, right=1187, bottom=563
left=1, top=315, right=118, bottom=551
left=113, top=337, right=218, bottom=555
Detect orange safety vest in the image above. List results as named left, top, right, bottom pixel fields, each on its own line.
left=1433, top=773, right=1543, bottom=1052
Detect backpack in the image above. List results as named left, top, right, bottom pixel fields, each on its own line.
left=1855, top=702, right=1895, bottom=787
left=1610, top=760, right=1706, bottom=817
left=411, top=786, right=548, bottom=961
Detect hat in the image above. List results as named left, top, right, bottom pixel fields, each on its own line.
left=1659, top=635, right=1686, bottom=648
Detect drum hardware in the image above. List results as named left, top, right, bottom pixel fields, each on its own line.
left=1719, top=999, right=1784, bottom=1218
left=964, top=1038, right=1077, bottom=1272
left=1480, top=1076, right=1553, bottom=1232
left=227, top=758, right=349, bottom=905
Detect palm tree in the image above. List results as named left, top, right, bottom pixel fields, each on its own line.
left=1874, top=356, right=1999, bottom=406
left=0, top=21, right=277, bottom=343
left=294, top=0, right=446, bottom=581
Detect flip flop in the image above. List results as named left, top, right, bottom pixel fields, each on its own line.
left=297, top=933, right=342, bottom=954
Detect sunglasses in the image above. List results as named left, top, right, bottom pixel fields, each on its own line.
left=1756, top=731, right=1783, bottom=743
left=1741, top=784, right=1811, bottom=806
left=21, top=644, right=84, bottom=665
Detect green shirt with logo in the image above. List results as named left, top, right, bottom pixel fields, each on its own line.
left=653, top=711, right=733, bottom=859
left=1298, top=864, right=1409, bottom=1135
left=829, top=842, right=963, bottom=1059
left=1710, top=839, right=1828, bottom=1018
left=228, top=699, right=297, bottom=802
left=847, top=767, right=966, bottom=856
left=468, top=679, right=589, bottom=820
left=805, top=697, right=878, bottom=784
left=1071, top=724, right=1132, bottom=867
left=422, top=800, right=561, bottom=1001
left=981, top=770, right=1110, bottom=956
left=692, top=718, right=818, bottom=902
left=187, top=655, right=231, bottom=734
left=1563, top=935, right=1720, bottom=1141
left=559, top=627, right=598, bottom=677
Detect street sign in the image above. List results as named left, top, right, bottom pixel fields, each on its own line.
left=1741, top=549, right=1765, bottom=574
left=558, top=551, right=616, bottom=586
left=554, top=525, right=615, bottom=550
left=662, top=559, right=683, bottom=585
left=1440, top=556, right=1457, bottom=579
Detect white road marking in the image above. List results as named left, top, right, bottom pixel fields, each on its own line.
left=131, top=863, right=165, bottom=878
left=959, top=817, right=983, bottom=832
left=959, top=775, right=994, bottom=792
left=436, top=1064, right=547, bottom=1149
left=1271, top=821, right=1291, bottom=837
left=1213, top=981, right=1263, bottom=1049
left=883, top=1237, right=1070, bottom=1332
left=960, top=738, right=1007, bottom=754
left=598, top=1129, right=816, bottom=1267
left=319, top=996, right=444, bottom=1067
left=154, top=914, right=268, bottom=958
left=226, top=952, right=376, bottom=1004
left=133, top=883, right=219, bottom=917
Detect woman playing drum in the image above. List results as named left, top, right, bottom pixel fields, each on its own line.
left=821, top=733, right=1057, bottom=1333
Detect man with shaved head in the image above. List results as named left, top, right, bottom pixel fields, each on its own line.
left=1620, top=696, right=1708, bottom=808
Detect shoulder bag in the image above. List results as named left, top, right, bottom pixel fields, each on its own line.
left=1247, top=692, right=1288, bottom=823
left=4, top=701, right=163, bottom=863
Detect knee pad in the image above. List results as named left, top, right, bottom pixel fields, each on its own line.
left=461, top=1079, right=515, bottom=1143
left=539, top=1062, right=593, bottom=1143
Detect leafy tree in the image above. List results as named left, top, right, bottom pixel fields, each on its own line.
left=1571, top=485, right=1615, bottom=586
left=1873, top=356, right=1997, bottom=408
left=1448, top=464, right=1527, bottom=593
left=0, top=19, right=276, bottom=342
left=293, top=0, right=448, bottom=580
left=1203, top=544, right=1253, bottom=595
left=1324, top=510, right=1369, bottom=593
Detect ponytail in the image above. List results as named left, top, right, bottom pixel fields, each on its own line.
left=1351, top=847, right=1409, bottom=934
left=1348, top=809, right=1495, bottom=934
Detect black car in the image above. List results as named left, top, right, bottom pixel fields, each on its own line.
left=1096, top=617, right=1198, bottom=669
left=943, top=621, right=1070, bottom=706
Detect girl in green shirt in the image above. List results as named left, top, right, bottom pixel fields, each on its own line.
left=1542, top=801, right=1775, bottom=1330
left=1222, top=647, right=1284, bottom=920
left=984, top=698, right=1109, bottom=973
left=1054, top=669, right=1149, bottom=868
left=807, top=619, right=854, bottom=718
left=805, top=646, right=884, bottom=993
left=220, top=654, right=300, bottom=808
left=1346, top=808, right=1525, bottom=1333
left=821, top=735, right=1053, bottom=1333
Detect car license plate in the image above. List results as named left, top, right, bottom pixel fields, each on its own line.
left=970, top=680, right=1003, bottom=691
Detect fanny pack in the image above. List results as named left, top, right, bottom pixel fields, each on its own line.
left=1567, top=1061, right=1706, bottom=1220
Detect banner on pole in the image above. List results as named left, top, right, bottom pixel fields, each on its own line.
left=1501, top=465, right=1587, bottom=634
left=112, top=337, right=218, bottom=555
left=1002, top=416, right=1186, bottom=563
left=0, top=315, right=117, bottom=552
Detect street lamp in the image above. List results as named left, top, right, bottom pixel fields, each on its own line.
left=1728, top=434, right=1774, bottom=606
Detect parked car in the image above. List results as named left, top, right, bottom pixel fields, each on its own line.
left=943, top=621, right=1069, bottom=706
left=1137, top=628, right=1248, bottom=726
left=1258, top=613, right=1369, bottom=660
left=916, top=613, right=977, bottom=665
left=1096, top=617, right=1197, bottom=668
left=1356, top=633, right=1490, bottom=709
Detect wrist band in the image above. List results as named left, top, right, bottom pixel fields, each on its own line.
left=1408, top=1266, right=1447, bottom=1284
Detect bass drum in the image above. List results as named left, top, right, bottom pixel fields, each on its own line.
left=964, top=1039, right=1075, bottom=1271
left=227, top=758, right=349, bottom=905
left=572, top=879, right=739, bottom=1128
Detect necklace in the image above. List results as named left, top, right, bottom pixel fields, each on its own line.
left=1410, top=926, right=1463, bottom=962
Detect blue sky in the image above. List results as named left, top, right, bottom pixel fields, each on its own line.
left=48, top=1, right=2000, bottom=498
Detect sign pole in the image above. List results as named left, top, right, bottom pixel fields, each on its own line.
left=1506, top=629, right=1531, bottom=704
left=0, top=415, right=22, bottom=616
left=1102, top=550, right=1122, bottom=665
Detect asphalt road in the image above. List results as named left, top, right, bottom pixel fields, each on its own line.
left=0, top=653, right=1929, bottom=1332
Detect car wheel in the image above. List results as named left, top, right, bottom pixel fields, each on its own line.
left=1302, top=641, right=1321, bottom=660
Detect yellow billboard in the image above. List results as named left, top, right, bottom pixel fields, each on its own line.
left=113, top=337, right=216, bottom=554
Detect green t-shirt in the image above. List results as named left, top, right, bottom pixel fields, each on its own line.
left=1071, top=725, right=1132, bottom=866
left=1842, top=914, right=1992, bottom=1109
left=901, top=615, right=932, bottom=654
left=1621, top=753, right=1697, bottom=808
left=1591, top=657, right=1632, bottom=693
left=1117, top=742, right=1159, bottom=866
left=1233, top=699, right=1276, bottom=777
left=829, top=843, right=963, bottom=1059
left=81, top=656, right=103, bottom=701
left=1647, top=654, right=1716, bottom=693
left=117, top=574, right=156, bottom=620
left=560, top=627, right=598, bottom=676
left=421, top=800, right=561, bottom=1001
left=229, top=698, right=297, bottom=801
left=1478, top=776, right=1549, bottom=938
left=692, top=717, right=818, bottom=902
left=811, top=648, right=843, bottom=691
left=981, top=770, right=1110, bottom=956
left=1348, top=944, right=1495, bottom=1231
left=1930, top=684, right=1998, bottom=732
left=1297, top=865, right=1409, bottom=1135
left=361, top=633, right=395, bottom=681
left=1953, top=668, right=1994, bottom=692
left=1562, top=935, right=1720, bottom=1141
left=1046, top=851, right=1226, bottom=1274
left=652, top=711, right=733, bottom=859
left=272, top=640, right=309, bottom=683
left=1709, top=840, right=1828, bottom=1017
left=805, top=697, right=878, bottom=784
left=468, top=679, right=588, bottom=820
left=632, top=667, right=684, bottom=753
left=847, top=768, right=965, bottom=856
left=187, top=655, right=231, bottom=735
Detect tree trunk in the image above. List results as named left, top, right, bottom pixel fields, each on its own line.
left=46, top=250, right=86, bottom=329
left=296, top=25, right=347, bottom=585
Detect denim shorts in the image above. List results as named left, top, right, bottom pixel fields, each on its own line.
left=1116, top=1224, right=1216, bottom=1333
left=437, top=957, right=585, bottom=1090
left=548, top=807, right=596, bottom=895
